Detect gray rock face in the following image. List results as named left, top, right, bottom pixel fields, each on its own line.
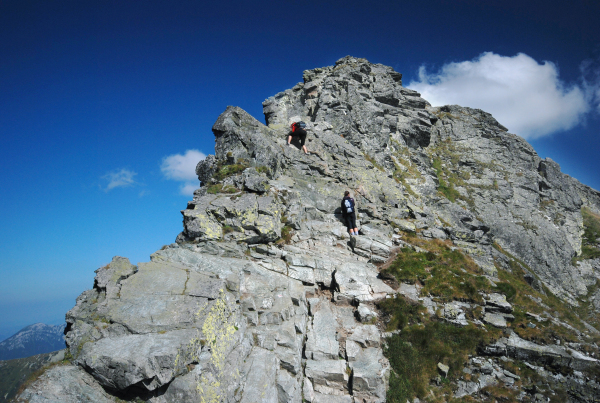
left=482, top=332, right=599, bottom=372
left=13, top=364, right=116, bottom=403
left=196, top=154, right=218, bottom=184
left=427, top=105, right=598, bottom=303
left=54, top=238, right=392, bottom=402
left=17, top=56, right=600, bottom=402
left=263, top=56, right=436, bottom=167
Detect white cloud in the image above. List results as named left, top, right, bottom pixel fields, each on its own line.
left=179, top=183, right=198, bottom=196
left=102, top=168, right=137, bottom=191
left=161, top=149, right=206, bottom=196
left=161, top=149, right=206, bottom=181
left=581, top=57, right=600, bottom=113
left=408, top=52, right=591, bottom=139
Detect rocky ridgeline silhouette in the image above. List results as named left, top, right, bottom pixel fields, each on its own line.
left=15, top=57, right=600, bottom=402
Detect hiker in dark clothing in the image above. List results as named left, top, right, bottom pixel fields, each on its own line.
left=288, top=121, right=310, bottom=155
left=341, top=191, right=358, bottom=236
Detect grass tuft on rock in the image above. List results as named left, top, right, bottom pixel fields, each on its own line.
left=276, top=225, right=294, bottom=245
left=580, top=207, right=600, bottom=260
left=212, top=160, right=250, bottom=181
left=381, top=241, right=488, bottom=303
left=364, top=153, right=386, bottom=172
left=222, top=225, right=235, bottom=235
left=432, top=157, right=461, bottom=203
left=378, top=296, right=426, bottom=331
left=385, top=320, right=494, bottom=402
left=256, top=165, right=270, bottom=175
left=206, top=184, right=239, bottom=194
left=492, top=242, right=600, bottom=349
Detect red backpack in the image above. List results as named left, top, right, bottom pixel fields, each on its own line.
left=291, top=121, right=307, bottom=132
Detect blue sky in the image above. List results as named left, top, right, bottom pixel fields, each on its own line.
left=1, top=0, right=599, bottom=339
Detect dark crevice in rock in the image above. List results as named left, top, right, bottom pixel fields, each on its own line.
left=347, top=365, right=354, bottom=395
left=105, top=378, right=172, bottom=402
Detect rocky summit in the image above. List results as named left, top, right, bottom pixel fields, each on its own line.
left=15, top=56, right=600, bottom=402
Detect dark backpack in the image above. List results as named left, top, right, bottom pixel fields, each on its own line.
left=291, top=121, right=307, bottom=131
left=343, top=197, right=354, bottom=214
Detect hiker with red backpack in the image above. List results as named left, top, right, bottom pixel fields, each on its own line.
left=288, top=121, right=310, bottom=155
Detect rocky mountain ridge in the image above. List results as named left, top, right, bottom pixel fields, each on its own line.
left=15, top=56, right=600, bottom=402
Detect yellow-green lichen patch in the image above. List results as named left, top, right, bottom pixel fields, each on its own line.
left=255, top=214, right=280, bottom=238
left=187, top=211, right=223, bottom=240
left=238, top=208, right=258, bottom=228
left=195, top=291, right=239, bottom=403
left=201, top=291, right=237, bottom=370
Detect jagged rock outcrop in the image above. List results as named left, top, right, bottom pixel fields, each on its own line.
left=16, top=56, right=600, bottom=402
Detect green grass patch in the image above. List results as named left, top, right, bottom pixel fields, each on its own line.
left=432, top=158, right=461, bottom=203
left=222, top=225, right=235, bottom=235
left=212, top=160, right=250, bottom=181
left=579, top=207, right=600, bottom=260
left=206, top=184, right=239, bottom=194
left=493, top=282, right=516, bottom=302
left=276, top=225, right=294, bottom=245
left=391, top=159, right=419, bottom=197
left=385, top=321, right=496, bottom=402
left=492, top=242, right=531, bottom=270
left=381, top=241, right=488, bottom=303
left=364, top=153, right=386, bottom=172
left=491, top=245, right=596, bottom=346
left=494, top=358, right=571, bottom=403
left=378, top=296, right=426, bottom=331
left=256, top=165, right=270, bottom=175
left=432, top=111, right=459, bottom=120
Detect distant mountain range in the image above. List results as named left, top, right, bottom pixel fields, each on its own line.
left=0, top=323, right=65, bottom=360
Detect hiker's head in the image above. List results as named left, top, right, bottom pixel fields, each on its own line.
left=344, top=191, right=350, bottom=196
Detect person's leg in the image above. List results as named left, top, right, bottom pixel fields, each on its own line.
left=350, top=213, right=357, bottom=235
left=299, top=131, right=309, bottom=154
left=345, top=215, right=353, bottom=235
